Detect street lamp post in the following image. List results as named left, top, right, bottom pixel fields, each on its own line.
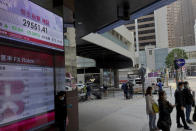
left=139, top=65, right=146, bottom=97
left=174, top=53, right=179, bottom=87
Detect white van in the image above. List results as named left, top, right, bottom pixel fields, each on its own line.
left=129, top=78, right=143, bottom=93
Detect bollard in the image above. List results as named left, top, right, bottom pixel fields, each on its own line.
left=170, top=86, right=172, bottom=97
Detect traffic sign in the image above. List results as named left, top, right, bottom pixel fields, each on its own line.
left=176, top=59, right=185, bottom=67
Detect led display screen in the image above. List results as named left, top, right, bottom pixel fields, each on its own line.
left=0, top=45, right=55, bottom=130
left=0, top=0, right=63, bottom=50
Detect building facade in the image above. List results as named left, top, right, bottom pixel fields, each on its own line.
left=139, top=47, right=169, bottom=73
left=126, top=13, right=156, bottom=51
left=155, top=0, right=196, bottom=48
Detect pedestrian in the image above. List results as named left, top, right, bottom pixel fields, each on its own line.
left=125, top=83, right=129, bottom=99
left=183, top=81, right=194, bottom=124
left=55, top=91, right=69, bottom=131
left=157, top=80, right=163, bottom=92
left=103, top=84, right=108, bottom=96
left=128, top=82, right=134, bottom=99
left=175, top=82, right=192, bottom=130
left=122, top=82, right=128, bottom=99
left=145, top=87, right=158, bottom=131
left=86, top=83, right=91, bottom=100
left=157, top=91, right=175, bottom=131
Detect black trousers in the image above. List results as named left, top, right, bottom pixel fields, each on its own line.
left=176, top=106, right=188, bottom=127
left=124, top=92, right=128, bottom=99
left=162, top=129, right=170, bottom=131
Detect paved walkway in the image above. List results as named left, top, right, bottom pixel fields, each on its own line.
left=79, top=89, right=196, bottom=131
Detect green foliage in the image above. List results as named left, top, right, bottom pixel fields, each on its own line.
left=165, top=48, right=188, bottom=69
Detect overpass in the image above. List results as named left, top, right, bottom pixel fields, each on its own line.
left=75, top=0, right=176, bottom=68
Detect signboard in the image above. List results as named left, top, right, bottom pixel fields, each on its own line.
left=0, top=0, right=63, bottom=50
left=148, top=72, right=158, bottom=77
left=0, top=46, right=54, bottom=128
left=176, top=59, right=186, bottom=67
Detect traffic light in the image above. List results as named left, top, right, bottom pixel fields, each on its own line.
left=174, top=60, right=180, bottom=70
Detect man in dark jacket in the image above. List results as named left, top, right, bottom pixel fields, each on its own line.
left=175, top=82, right=192, bottom=130
left=128, top=82, right=134, bottom=99
left=55, top=91, right=68, bottom=131
left=183, top=81, right=194, bottom=124
left=124, top=83, right=129, bottom=99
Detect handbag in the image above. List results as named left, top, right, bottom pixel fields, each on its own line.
left=152, top=103, right=159, bottom=113
left=193, top=106, right=196, bottom=122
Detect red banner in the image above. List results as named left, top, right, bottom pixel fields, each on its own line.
left=0, top=45, right=53, bottom=67
left=0, top=112, right=55, bottom=131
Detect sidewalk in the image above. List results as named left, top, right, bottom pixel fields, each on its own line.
left=79, top=89, right=196, bottom=131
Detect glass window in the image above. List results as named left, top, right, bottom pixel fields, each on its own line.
left=138, top=29, right=155, bottom=34
left=138, top=17, right=154, bottom=23
left=138, top=23, right=154, bottom=28
left=190, top=51, right=196, bottom=59
left=127, top=26, right=135, bottom=30
left=149, top=50, right=153, bottom=55
left=139, top=36, right=155, bottom=40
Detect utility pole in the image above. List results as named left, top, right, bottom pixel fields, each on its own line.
left=135, top=19, right=139, bottom=54
left=139, top=65, right=146, bottom=97
left=174, top=53, right=179, bottom=87
left=181, top=67, right=183, bottom=81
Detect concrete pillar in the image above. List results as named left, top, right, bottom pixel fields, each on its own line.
left=114, top=69, right=119, bottom=88
left=100, top=69, right=103, bottom=86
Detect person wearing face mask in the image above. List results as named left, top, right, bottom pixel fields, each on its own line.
left=157, top=91, right=175, bottom=131
left=145, top=87, right=158, bottom=131
left=175, top=82, right=192, bottom=130
left=55, top=91, right=68, bottom=131
left=183, top=81, right=194, bottom=124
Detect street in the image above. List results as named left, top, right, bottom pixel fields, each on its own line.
left=79, top=86, right=196, bottom=131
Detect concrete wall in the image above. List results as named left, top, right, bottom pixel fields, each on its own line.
left=82, top=33, right=135, bottom=65
left=77, top=56, right=96, bottom=68
left=64, top=27, right=77, bottom=81
left=77, top=74, right=85, bottom=83
left=154, top=6, right=169, bottom=48
left=139, top=51, right=147, bottom=67
left=114, top=25, right=135, bottom=53
left=139, top=47, right=168, bottom=72
left=145, top=45, right=156, bottom=72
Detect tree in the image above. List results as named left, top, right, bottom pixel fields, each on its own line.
left=165, top=48, right=188, bottom=69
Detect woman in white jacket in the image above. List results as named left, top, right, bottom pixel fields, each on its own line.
left=145, top=87, right=157, bottom=131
